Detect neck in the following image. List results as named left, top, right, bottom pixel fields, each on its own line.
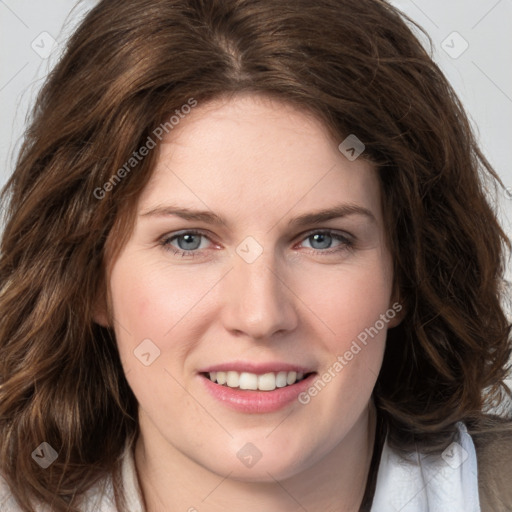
left=134, top=401, right=377, bottom=512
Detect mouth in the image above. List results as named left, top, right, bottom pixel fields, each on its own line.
left=197, top=362, right=318, bottom=413
left=200, top=370, right=316, bottom=392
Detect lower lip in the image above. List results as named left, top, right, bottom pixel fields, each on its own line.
left=199, top=373, right=317, bottom=413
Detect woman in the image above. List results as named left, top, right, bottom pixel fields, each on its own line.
left=0, top=0, right=511, bottom=511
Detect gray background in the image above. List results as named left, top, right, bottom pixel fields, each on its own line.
left=1, top=1, right=512, bottom=399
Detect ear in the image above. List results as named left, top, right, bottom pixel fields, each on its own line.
left=93, top=304, right=110, bottom=328
left=386, top=289, right=406, bottom=329
left=92, top=279, right=111, bottom=328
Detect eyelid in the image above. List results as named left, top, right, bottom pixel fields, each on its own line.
left=160, top=228, right=217, bottom=245
left=159, top=228, right=355, bottom=258
left=159, top=228, right=354, bottom=245
left=294, top=227, right=354, bottom=243
left=159, top=229, right=216, bottom=250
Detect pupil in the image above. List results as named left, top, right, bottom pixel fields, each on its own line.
left=179, top=234, right=200, bottom=250
left=311, top=233, right=331, bottom=249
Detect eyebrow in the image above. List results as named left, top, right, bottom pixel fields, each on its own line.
left=139, top=203, right=377, bottom=227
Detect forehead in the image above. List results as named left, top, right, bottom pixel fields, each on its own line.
left=138, top=94, right=382, bottom=226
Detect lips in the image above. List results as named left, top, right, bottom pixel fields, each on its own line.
left=199, top=362, right=315, bottom=390
left=199, top=370, right=318, bottom=413
left=196, top=360, right=317, bottom=412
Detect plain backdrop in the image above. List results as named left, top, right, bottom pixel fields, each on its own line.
left=1, top=1, right=512, bottom=397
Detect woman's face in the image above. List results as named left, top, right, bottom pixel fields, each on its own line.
left=103, top=93, right=399, bottom=481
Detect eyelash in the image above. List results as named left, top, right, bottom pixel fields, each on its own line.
left=159, top=229, right=355, bottom=259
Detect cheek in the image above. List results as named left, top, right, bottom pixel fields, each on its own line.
left=108, top=257, right=199, bottom=406
left=295, top=260, right=392, bottom=420
left=297, top=256, right=393, bottom=354
left=109, top=255, right=212, bottom=339
left=108, top=254, right=226, bottom=389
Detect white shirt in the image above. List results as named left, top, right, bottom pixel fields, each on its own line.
left=370, top=421, right=481, bottom=511
left=0, top=422, right=480, bottom=511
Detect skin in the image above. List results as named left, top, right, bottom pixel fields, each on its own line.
left=97, top=93, right=402, bottom=512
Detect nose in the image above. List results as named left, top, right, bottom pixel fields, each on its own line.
left=219, top=248, right=299, bottom=341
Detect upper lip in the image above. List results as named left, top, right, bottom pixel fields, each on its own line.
left=199, top=361, right=315, bottom=375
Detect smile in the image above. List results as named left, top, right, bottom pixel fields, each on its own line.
left=204, top=370, right=313, bottom=391
left=199, top=371, right=318, bottom=413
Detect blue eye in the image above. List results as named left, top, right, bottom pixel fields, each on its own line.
left=161, top=230, right=208, bottom=258
left=160, top=229, right=354, bottom=258
left=300, top=231, right=353, bottom=252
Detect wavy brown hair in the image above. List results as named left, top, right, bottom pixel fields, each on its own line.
left=1, top=0, right=511, bottom=510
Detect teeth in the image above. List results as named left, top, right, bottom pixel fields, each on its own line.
left=207, top=370, right=307, bottom=391
left=286, top=371, right=297, bottom=385
left=258, top=372, right=277, bottom=391
left=226, top=371, right=239, bottom=387
left=239, top=372, right=258, bottom=390
left=275, top=371, right=287, bottom=388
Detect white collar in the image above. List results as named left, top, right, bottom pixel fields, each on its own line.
left=370, top=421, right=481, bottom=511
left=79, top=421, right=480, bottom=511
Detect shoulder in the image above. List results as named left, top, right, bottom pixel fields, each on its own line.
left=0, top=470, right=116, bottom=512
left=0, top=474, right=24, bottom=511
left=471, top=419, right=512, bottom=512
left=0, top=439, right=140, bottom=512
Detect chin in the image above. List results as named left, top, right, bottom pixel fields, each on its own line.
left=203, top=446, right=315, bottom=483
